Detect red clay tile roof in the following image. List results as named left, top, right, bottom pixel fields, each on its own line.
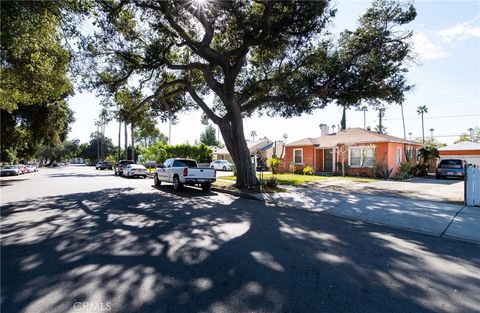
left=287, top=128, right=422, bottom=147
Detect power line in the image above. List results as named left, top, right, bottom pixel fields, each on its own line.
left=385, top=114, right=480, bottom=121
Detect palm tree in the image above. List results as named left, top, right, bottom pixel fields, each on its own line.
left=417, top=105, right=428, bottom=144
left=400, top=103, right=406, bottom=139
left=360, top=106, right=368, bottom=129
left=468, top=127, right=474, bottom=141
left=429, top=128, right=434, bottom=140
left=408, top=132, right=412, bottom=140
left=250, top=130, right=257, bottom=142
left=331, top=125, right=336, bottom=133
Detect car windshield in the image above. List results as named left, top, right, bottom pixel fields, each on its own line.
left=173, top=160, right=198, bottom=168
left=3, top=166, right=16, bottom=169
left=439, top=160, right=462, bottom=169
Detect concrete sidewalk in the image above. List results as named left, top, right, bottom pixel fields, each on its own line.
left=253, top=186, right=480, bottom=244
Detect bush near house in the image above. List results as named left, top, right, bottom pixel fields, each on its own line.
left=303, top=165, right=314, bottom=175
left=269, top=157, right=280, bottom=174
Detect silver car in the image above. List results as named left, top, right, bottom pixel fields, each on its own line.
left=210, top=160, right=233, bottom=171
left=0, top=165, right=20, bottom=176
left=123, top=164, right=148, bottom=178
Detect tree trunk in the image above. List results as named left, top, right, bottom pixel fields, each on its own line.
left=131, top=122, right=135, bottom=163
left=124, top=123, right=128, bottom=160
left=118, top=119, right=121, bottom=162
left=218, top=114, right=259, bottom=188
left=421, top=113, right=425, bottom=144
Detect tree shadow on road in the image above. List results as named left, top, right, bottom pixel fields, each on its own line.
left=1, top=188, right=479, bottom=313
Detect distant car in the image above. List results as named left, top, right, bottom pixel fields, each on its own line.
left=210, top=160, right=233, bottom=171
left=123, top=164, right=147, bottom=178
left=26, top=165, right=37, bottom=173
left=18, top=165, right=29, bottom=174
left=256, top=164, right=269, bottom=171
left=0, top=165, right=20, bottom=176
left=115, top=160, right=135, bottom=176
left=436, top=159, right=465, bottom=179
left=96, top=161, right=113, bottom=170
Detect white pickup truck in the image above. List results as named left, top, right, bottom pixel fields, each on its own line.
left=153, top=158, right=216, bottom=191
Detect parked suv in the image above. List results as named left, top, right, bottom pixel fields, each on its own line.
left=436, top=159, right=465, bottom=179
left=96, top=161, right=113, bottom=170
left=114, top=160, right=134, bottom=176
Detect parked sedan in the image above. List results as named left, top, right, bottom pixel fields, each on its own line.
left=210, top=160, right=233, bottom=171
left=436, top=159, right=465, bottom=179
left=26, top=165, right=38, bottom=173
left=123, top=164, right=148, bottom=178
left=0, top=165, right=20, bottom=176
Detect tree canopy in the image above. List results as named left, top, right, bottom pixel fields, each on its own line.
left=81, top=0, right=416, bottom=187
left=199, top=124, right=220, bottom=146
left=0, top=1, right=82, bottom=162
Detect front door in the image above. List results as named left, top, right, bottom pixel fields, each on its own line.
left=324, top=149, right=333, bottom=171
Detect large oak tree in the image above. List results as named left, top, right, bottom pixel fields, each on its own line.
left=82, top=0, right=416, bottom=187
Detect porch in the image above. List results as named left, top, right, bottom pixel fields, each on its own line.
left=314, top=147, right=336, bottom=173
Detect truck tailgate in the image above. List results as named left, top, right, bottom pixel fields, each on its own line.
left=187, top=168, right=215, bottom=179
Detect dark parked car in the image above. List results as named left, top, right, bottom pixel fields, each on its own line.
left=114, top=160, right=134, bottom=176
left=256, top=164, right=269, bottom=171
left=436, top=159, right=465, bottom=179
left=96, top=161, right=113, bottom=170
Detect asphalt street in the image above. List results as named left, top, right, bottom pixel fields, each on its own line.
left=1, top=166, right=479, bottom=313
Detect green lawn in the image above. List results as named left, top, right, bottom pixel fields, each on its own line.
left=219, top=173, right=378, bottom=186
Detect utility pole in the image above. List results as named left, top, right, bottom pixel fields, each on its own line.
left=400, top=103, right=406, bottom=139
left=96, top=123, right=100, bottom=162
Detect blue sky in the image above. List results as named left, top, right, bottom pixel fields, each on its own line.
left=68, top=0, right=480, bottom=146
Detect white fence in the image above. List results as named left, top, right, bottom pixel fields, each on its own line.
left=465, top=166, right=480, bottom=206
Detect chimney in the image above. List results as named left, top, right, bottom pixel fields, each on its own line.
left=320, top=125, right=329, bottom=136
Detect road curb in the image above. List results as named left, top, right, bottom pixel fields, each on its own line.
left=211, top=187, right=265, bottom=202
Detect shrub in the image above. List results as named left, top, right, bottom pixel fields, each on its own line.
left=269, top=157, right=280, bottom=174
left=303, top=165, right=314, bottom=175
left=376, top=166, right=393, bottom=179
left=289, top=163, right=296, bottom=174
left=265, top=176, right=278, bottom=188
left=412, top=164, right=428, bottom=176
left=397, top=161, right=414, bottom=180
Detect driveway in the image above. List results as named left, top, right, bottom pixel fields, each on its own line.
left=309, top=176, right=464, bottom=204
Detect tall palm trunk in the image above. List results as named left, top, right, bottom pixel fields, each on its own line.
left=401, top=104, right=406, bottom=140
left=118, top=119, right=121, bottom=162
left=124, top=122, right=128, bottom=160
left=131, top=122, right=135, bottom=163
left=421, top=113, right=425, bottom=144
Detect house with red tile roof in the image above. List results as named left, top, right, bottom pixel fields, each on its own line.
left=283, top=128, right=423, bottom=178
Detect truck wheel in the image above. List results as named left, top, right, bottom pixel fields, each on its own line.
left=173, top=176, right=183, bottom=191
left=201, top=183, right=211, bottom=191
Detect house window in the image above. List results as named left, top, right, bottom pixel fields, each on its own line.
left=349, top=147, right=375, bottom=167
left=293, top=149, right=303, bottom=164
left=396, top=147, right=402, bottom=164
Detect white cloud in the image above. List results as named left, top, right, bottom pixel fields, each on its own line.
left=438, top=15, right=480, bottom=42
left=411, top=32, right=449, bottom=61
